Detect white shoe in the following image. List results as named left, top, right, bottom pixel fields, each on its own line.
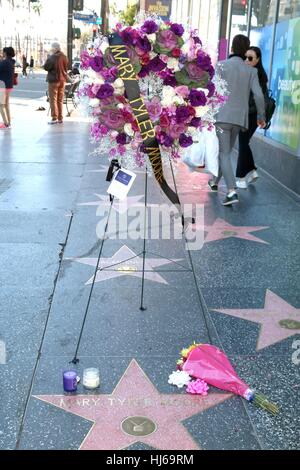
left=236, top=178, right=248, bottom=189
left=247, top=170, right=259, bottom=184
left=48, top=120, right=58, bottom=125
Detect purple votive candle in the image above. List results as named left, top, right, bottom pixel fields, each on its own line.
left=63, top=370, right=78, bottom=392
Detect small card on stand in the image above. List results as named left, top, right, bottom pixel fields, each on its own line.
left=107, top=168, right=136, bottom=200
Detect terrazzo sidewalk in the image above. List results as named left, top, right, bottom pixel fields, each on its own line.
left=0, top=115, right=299, bottom=450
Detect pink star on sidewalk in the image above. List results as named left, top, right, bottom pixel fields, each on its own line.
left=202, top=218, right=269, bottom=244
left=68, top=245, right=181, bottom=285
left=34, top=360, right=231, bottom=450
left=214, top=290, right=300, bottom=350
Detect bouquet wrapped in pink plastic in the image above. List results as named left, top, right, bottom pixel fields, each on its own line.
left=179, top=343, right=278, bottom=415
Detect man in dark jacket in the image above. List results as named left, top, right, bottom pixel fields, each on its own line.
left=44, top=42, right=68, bottom=124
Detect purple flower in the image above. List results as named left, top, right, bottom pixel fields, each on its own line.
left=157, top=30, right=178, bottom=50
left=179, top=133, right=193, bottom=148
left=96, top=84, right=114, bottom=100
left=139, top=64, right=150, bottom=78
left=116, top=133, right=127, bottom=145
left=193, top=36, right=202, bottom=45
left=101, top=108, right=124, bottom=130
left=142, top=20, right=158, bottom=34
left=89, top=55, right=104, bottom=73
left=101, top=67, right=118, bottom=82
left=169, top=123, right=186, bottom=139
left=148, top=56, right=166, bottom=73
left=158, top=132, right=174, bottom=147
left=207, top=81, right=216, bottom=98
left=121, top=27, right=139, bottom=46
left=80, top=51, right=91, bottom=70
left=196, top=51, right=211, bottom=69
left=176, top=106, right=191, bottom=124
left=207, top=65, right=215, bottom=79
left=189, top=89, right=207, bottom=107
left=164, top=75, right=177, bottom=87
left=136, top=36, right=151, bottom=54
left=170, top=23, right=184, bottom=37
left=190, top=117, right=201, bottom=128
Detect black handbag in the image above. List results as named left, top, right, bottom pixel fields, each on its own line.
left=264, top=90, right=276, bottom=130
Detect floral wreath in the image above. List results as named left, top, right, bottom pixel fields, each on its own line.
left=79, top=16, right=227, bottom=168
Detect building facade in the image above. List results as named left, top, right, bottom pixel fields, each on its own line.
left=171, top=0, right=300, bottom=195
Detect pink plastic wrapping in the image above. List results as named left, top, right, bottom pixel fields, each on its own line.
left=182, top=344, right=250, bottom=398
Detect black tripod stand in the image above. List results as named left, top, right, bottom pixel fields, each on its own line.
left=70, top=161, right=192, bottom=364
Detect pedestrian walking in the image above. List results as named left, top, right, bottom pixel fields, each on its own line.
left=0, top=46, right=16, bottom=129
left=22, top=54, right=28, bottom=77
left=44, top=42, right=68, bottom=125
left=209, top=35, right=266, bottom=206
left=29, top=56, right=35, bottom=77
left=236, top=47, right=268, bottom=189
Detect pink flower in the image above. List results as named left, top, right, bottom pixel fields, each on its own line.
left=169, top=122, right=187, bottom=139
left=101, top=108, right=125, bottom=130
left=175, top=86, right=189, bottom=98
left=146, top=97, right=162, bottom=122
left=157, top=30, right=178, bottom=50
left=186, top=379, right=209, bottom=396
left=160, top=112, right=171, bottom=128
left=186, top=62, right=206, bottom=81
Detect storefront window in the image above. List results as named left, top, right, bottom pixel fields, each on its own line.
left=249, top=1, right=277, bottom=77
left=229, top=0, right=250, bottom=47
left=278, top=0, right=300, bottom=21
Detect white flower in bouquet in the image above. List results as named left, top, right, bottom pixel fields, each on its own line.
left=168, top=370, right=191, bottom=388
left=196, top=87, right=209, bottom=96
left=100, top=40, right=109, bottom=55
left=167, top=58, right=180, bottom=72
left=94, top=77, right=105, bottom=85
left=113, top=78, right=125, bottom=95
left=89, top=98, right=100, bottom=108
left=172, top=95, right=185, bottom=105
left=181, top=42, right=190, bottom=55
left=124, top=123, right=135, bottom=137
left=117, top=103, right=125, bottom=109
left=195, top=105, right=210, bottom=118
left=161, top=86, right=176, bottom=106
left=147, top=33, right=157, bottom=42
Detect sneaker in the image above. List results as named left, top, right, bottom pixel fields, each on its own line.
left=58, top=120, right=63, bottom=124
left=236, top=178, right=248, bottom=189
left=208, top=180, right=218, bottom=192
left=247, top=170, right=259, bottom=184
left=222, top=192, right=239, bottom=206
left=48, top=120, right=58, bottom=125
left=0, top=123, right=8, bottom=129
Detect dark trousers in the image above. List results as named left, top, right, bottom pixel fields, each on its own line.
left=236, top=112, right=258, bottom=178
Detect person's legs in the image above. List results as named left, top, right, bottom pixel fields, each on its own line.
left=48, top=82, right=59, bottom=121
left=0, top=87, right=9, bottom=126
left=57, top=81, right=65, bottom=122
left=214, top=124, right=238, bottom=192
left=236, top=113, right=258, bottom=178
left=4, top=90, right=11, bottom=126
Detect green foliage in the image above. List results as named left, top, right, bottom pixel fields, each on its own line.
left=112, top=2, right=138, bottom=26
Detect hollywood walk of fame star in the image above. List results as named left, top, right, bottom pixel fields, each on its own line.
left=34, top=360, right=232, bottom=450
left=194, top=218, right=269, bottom=244
left=78, top=194, right=149, bottom=215
left=68, top=245, right=182, bottom=285
left=213, top=290, right=300, bottom=350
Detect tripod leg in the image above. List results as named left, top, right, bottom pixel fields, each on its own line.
left=140, top=168, right=148, bottom=311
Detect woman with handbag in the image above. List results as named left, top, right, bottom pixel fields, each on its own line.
left=236, top=46, right=268, bottom=189
left=0, top=46, right=16, bottom=129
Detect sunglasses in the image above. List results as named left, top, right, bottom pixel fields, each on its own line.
left=246, top=56, right=254, bottom=62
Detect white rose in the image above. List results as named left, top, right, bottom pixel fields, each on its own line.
left=167, top=57, right=180, bottom=72
left=172, top=96, right=185, bottom=105
left=161, top=86, right=176, bottom=106
left=124, top=123, right=135, bottom=137
left=89, top=98, right=100, bottom=108
left=181, top=43, right=190, bottom=55
left=147, top=33, right=157, bottom=42
left=100, top=41, right=109, bottom=54
left=195, top=105, right=210, bottom=118
left=113, top=78, right=124, bottom=88
left=94, top=77, right=105, bottom=85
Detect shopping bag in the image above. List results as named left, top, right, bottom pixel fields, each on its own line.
left=182, top=128, right=219, bottom=177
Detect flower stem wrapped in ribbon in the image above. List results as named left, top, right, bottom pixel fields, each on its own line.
left=180, top=344, right=279, bottom=415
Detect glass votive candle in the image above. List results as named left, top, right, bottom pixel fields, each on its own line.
left=63, top=370, right=78, bottom=393
left=82, top=368, right=100, bottom=389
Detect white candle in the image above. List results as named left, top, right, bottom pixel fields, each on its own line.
left=83, top=368, right=100, bottom=389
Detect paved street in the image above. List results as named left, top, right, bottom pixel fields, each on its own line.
left=0, top=77, right=299, bottom=451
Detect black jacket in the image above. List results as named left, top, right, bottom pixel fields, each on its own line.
left=0, top=58, right=15, bottom=89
